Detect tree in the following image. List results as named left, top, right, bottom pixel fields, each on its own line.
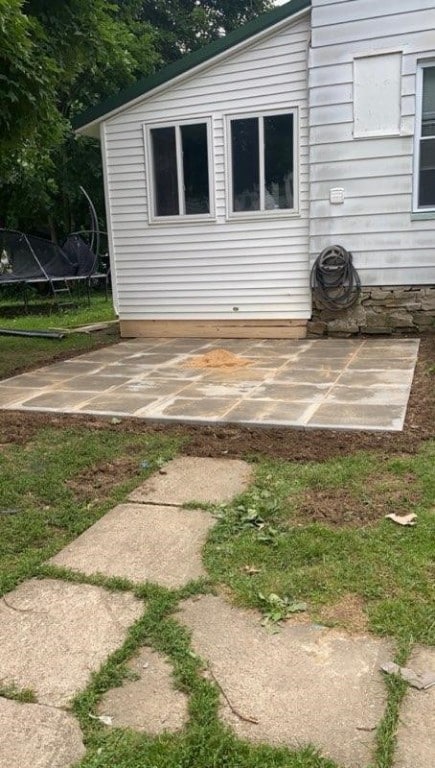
left=133, top=0, right=273, bottom=62
left=0, top=0, right=272, bottom=239
left=0, top=0, right=59, bottom=155
left=0, top=0, right=158, bottom=238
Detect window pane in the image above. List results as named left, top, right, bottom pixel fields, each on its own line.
left=264, top=114, right=294, bottom=209
left=151, top=127, right=179, bottom=216
left=419, top=138, right=435, bottom=207
left=422, top=67, right=435, bottom=137
left=231, top=118, right=259, bottom=211
left=181, top=124, right=210, bottom=214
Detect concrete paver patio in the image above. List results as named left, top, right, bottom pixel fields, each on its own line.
left=0, top=337, right=419, bottom=431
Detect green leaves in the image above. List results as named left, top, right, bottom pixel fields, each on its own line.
left=0, top=0, right=157, bottom=236
left=0, top=0, right=57, bottom=142
left=0, top=0, right=271, bottom=237
left=137, top=1, right=273, bottom=62
left=259, top=592, right=308, bottom=627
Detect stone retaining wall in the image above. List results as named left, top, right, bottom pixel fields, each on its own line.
left=308, top=286, right=435, bottom=337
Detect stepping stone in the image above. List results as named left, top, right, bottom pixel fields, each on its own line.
left=394, top=646, right=435, bottom=768
left=0, top=698, right=85, bottom=768
left=179, top=595, right=393, bottom=768
left=98, top=647, right=188, bottom=733
left=0, top=579, right=142, bottom=707
left=50, top=504, right=214, bottom=588
left=128, top=457, right=253, bottom=506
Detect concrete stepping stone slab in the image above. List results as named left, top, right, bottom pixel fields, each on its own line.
left=50, top=503, right=215, bottom=588
left=0, top=579, right=142, bottom=707
left=98, top=647, right=188, bottom=733
left=179, top=595, right=393, bottom=768
left=0, top=697, right=85, bottom=768
left=129, top=457, right=253, bottom=505
left=394, top=646, right=435, bottom=768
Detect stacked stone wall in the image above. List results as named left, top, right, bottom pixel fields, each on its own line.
left=308, top=286, right=435, bottom=337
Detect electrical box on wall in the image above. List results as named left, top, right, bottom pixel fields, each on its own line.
left=329, top=187, right=345, bottom=204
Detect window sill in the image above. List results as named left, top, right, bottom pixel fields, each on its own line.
left=353, top=131, right=412, bottom=140
left=148, top=215, right=217, bottom=226
left=411, top=211, right=435, bottom=220
left=227, top=210, right=300, bottom=222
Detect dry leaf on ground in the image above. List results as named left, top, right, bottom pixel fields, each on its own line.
left=385, top=513, right=417, bottom=526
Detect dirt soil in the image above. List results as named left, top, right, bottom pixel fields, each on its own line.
left=66, top=456, right=141, bottom=503
left=293, top=470, right=421, bottom=527
left=319, top=595, right=369, bottom=634
left=0, top=335, right=433, bottom=463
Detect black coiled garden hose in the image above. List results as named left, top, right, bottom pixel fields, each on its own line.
left=310, top=245, right=361, bottom=310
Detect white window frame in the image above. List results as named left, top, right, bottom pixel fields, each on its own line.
left=413, top=60, right=435, bottom=212
left=143, top=117, right=215, bottom=224
left=225, top=108, right=299, bottom=220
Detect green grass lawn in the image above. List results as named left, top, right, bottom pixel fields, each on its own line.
left=0, top=292, right=115, bottom=331
left=0, top=294, right=118, bottom=379
left=204, top=445, right=435, bottom=647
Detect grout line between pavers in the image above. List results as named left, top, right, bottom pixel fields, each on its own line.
left=218, top=345, right=315, bottom=421
left=298, top=340, right=365, bottom=424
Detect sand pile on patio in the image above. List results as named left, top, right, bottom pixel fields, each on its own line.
left=185, top=348, right=251, bottom=369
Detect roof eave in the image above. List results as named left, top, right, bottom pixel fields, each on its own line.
left=74, top=0, right=311, bottom=136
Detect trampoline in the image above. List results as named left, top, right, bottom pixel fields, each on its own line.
left=0, top=188, right=110, bottom=308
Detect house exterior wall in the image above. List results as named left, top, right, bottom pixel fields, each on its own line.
left=103, top=13, right=312, bottom=326
left=309, top=0, right=435, bottom=290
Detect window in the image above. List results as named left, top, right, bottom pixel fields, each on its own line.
left=415, top=63, right=435, bottom=209
left=146, top=120, right=213, bottom=219
left=228, top=112, right=296, bottom=214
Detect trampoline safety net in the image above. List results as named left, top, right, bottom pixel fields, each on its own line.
left=0, top=229, right=101, bottom=284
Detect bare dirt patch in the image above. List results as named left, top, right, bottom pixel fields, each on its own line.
left=293, top=471, right=421, bottom=527
left=185, top=348, right=251, bottom=369
left=319, top=594, right=369, bottom=634
left=66, top=457, right=140, bottom=503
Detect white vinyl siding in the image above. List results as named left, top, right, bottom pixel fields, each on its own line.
left=103, top=14, right=311, bottom=321
left=309, top=0, right=435, bottom=286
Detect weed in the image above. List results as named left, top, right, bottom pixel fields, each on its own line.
left=258, top=592, right=308, bottom=626
left=0, top=684, right=37, bottom=703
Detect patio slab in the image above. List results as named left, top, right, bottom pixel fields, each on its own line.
left=0, top=698, right=85, bottom=768
left=179, top=595, right=393, bottom=768
left=394, top=646, right=435, bottom=768
left=129, top=457, right=253, bottom=505
left=98, top=647, right=188, bottom=733
left=0, top=579, right=142, bottom=706
left=0, top=338, right=419, bottom=431
left=50, top=503, right=215, bottom=588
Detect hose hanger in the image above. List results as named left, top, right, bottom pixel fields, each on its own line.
left=310, top=245, right=361, bottom=311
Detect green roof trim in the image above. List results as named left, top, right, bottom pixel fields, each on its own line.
left=73, top=0, right=311, bottom=131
